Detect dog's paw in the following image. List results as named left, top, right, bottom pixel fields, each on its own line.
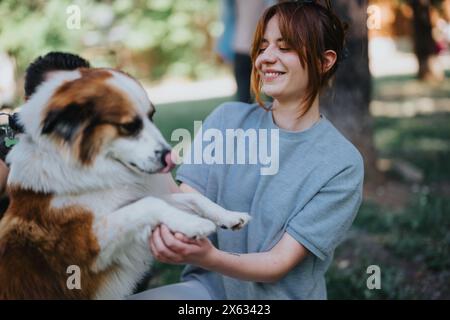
left=218, top=211, right=251, bottom=231
left=166, top=217, right=216, bottom=240
left=185, top=218, right=217, bottom=240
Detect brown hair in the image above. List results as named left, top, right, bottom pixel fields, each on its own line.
left=250, top=0, right=348, bottom=116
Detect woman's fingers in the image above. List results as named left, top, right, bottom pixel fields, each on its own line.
left=160, top=224, right=196, bottom=254
left=150, top=226, right=182, bottom=263
left=149, top=235, right=166, bottom=262
left=149, top=227, right=168, bottom=261
left=174, top=232, right=199, bottom=245
left=148, top=224, right=202, bottom=264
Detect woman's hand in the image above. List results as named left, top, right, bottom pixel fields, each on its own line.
left=149, top=224, right=217, bottom=268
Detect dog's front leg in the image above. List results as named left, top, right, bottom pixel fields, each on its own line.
left=92, top=196, right=216, bottom=272
left=164, top=193, right=251, bottom=230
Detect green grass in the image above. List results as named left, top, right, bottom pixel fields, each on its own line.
left=326, top=259, right=414, bottom=300
left=387, top=194, right=450, bottom=271
left=147, top=263, right=185, bottom=289
left=326, top=194, right=450, bottom=299
left=374, top=113, right=450, bottom=183
left=355, top=194, right=450, bottom=270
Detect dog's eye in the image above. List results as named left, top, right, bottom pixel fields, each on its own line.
left=118, top=118, right=143, bottom=136
left=148, top=110, right=155, bottom=122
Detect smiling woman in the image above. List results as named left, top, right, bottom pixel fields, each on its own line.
left=251, top=0, right=347, bottom=119
left=132, top=0, right=364, bottom=300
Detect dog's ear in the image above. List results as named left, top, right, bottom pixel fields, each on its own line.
left=41, top=101, right=95, bottom=142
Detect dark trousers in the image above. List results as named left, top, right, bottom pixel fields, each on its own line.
left=233, top=53, right=253, bottom=103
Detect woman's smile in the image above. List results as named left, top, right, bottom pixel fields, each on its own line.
left=261, top=69, right=286, bottom=82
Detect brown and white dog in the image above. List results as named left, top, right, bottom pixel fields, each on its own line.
left=0, top=68, right=250, bottom=299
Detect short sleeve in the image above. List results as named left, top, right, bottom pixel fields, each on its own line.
left=175, top=104, right=225, bottom=194
left=286, top=160, right=364, bottom=260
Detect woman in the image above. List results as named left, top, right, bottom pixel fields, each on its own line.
left=133, top=0, right=364, bottom=300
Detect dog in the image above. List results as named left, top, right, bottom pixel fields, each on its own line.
left=0, top=68, right=250, bottom=299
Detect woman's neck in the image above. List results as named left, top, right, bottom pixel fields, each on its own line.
left=272, top=96, right=320, bottom=132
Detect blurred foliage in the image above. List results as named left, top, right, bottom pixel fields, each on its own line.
left=0, top=0, right=223, bottom=80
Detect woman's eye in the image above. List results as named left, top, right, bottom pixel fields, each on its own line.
left=258, top=47, right=267, bottom=54
left=280, top=47, right=291, bottom=52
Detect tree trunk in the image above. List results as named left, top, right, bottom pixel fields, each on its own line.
left=320, top=0, right=380, bottom=183
left=409, top=0, right=444, bottom=81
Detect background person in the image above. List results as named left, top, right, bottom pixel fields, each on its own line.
left=216, top=0, right=275, bottom=103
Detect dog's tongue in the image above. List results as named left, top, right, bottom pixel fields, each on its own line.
left=160, top=151, right=176, bottom=173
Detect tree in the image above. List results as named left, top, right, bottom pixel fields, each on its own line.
left=321, top=0, right=379, bottom=183
left=408, top=0, right=444, bottom=81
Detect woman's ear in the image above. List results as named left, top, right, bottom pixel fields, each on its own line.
left=322, top=50, right=337, bottom=73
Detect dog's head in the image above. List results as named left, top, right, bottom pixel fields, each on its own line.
left=17, top=68, right=174, bottom=174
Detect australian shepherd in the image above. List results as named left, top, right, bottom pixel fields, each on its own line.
left=0, top=68, right=250, bottom=299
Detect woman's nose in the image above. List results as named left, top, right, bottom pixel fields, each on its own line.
left=259, top=47, right=277, bottom=64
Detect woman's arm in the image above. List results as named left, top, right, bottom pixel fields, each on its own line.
left=206, top=232, right=308, bottom=283
left=150, top=225, right=308, bottom=283
left=150, top=181, right=309, bottom=283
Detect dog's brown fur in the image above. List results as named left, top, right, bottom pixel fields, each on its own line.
left=0, top=186, right=111, bottom=299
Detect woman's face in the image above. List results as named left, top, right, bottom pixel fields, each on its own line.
left=255, top=15, right=308, bottom=103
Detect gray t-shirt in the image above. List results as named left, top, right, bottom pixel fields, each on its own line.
left=176, top=102, right=364, bottom=299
